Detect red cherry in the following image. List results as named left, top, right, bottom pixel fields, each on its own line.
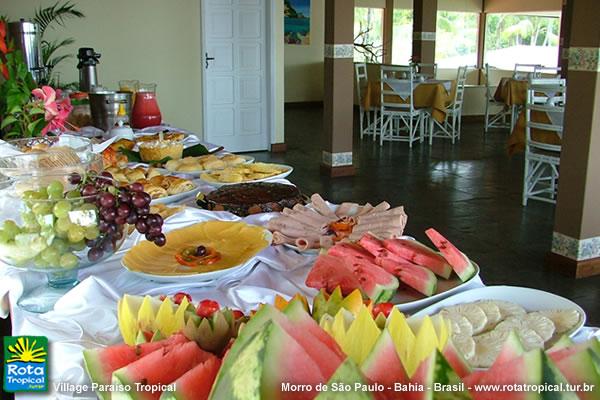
left=196, top=299, right=220, bottom=318
left=232, top=309, right=244, bottom=319
left=172, top=292, right=192, bottom=305
left=372, top=302, right=395, bottom=318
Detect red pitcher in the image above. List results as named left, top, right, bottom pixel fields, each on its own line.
left=131, top=83, right=162, bottom=129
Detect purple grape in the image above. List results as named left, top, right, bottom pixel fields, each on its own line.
left=137, top=205, right=150, bottom=216
left=100, top=171, right=113, bottom=179
left=129, top=182, right=144, bottom=192
left=105, top=224, right=117, bottom=235
left=153, top=234, right=166, bottom=247
left=131, top=193, right=146, bottom=208
left=68, top=173, right=82, bottom=185
left=117, top=203, right=131, bottom=217
left=98, top=220, right=110, bottom=233
left=114, top=216, right=127, bottom=225
left=102, top=240, right=116, bottom=253
left=81, top=184, right=97, bottom=197
left=145, top=233, right=155, bottom=241
left=141, top=192, right=152, bottom=205
left=135, top=220, right=148, bottom=233
left=114, top=230, right=124, bottom=240
left=100, top=207, right=117, bottom=222
left=148, top=225, right=162, bottom=236
left=126, top=213, right=138, bottom=224
left=196, top=245, right=207, bottom=256
left=88, top=247, right=104, bottom=262
left=118, top=191, right=131, bottom=204
left=146, top=215, right=159, bottom=227
left=154, top=214, right=163, bottom=226
left=99, top=192, right=116, bottom=208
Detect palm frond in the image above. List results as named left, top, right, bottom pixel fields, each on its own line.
left=33, top=1, right=85, bottom=37
left=41, top=38, right=75, bottom=63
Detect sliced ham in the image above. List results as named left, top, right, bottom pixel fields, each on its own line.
left=336, top=202, right=361, bottom=217
left=355, top=203, right=374, bottom=216
left=369, top=201, right=391, bottom=214
left=356, top=206, right=407, bottom=224
left=272, top=231, right=297, bottom=245
left=310, top=194, right=337, bottom=218
left=295, top=236, right=321, bottom=250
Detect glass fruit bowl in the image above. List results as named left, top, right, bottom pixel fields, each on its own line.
left=0, top=135, right=100, bottom=178
left=0, top=173, right=130, bottom=313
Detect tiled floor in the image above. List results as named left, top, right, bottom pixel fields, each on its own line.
left=249, top=105, right=600, bottom=326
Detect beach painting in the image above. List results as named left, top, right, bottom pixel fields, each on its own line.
left=284, top=0, right=311, bottom=45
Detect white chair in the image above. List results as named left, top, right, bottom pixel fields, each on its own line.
left=522, top=78, right=566, bottom=206
left=413, top=63, right=437, bottom=80
left=379, top=65, right=425, bottom=148
left=429, top=66, right=468, bottom=144
left=355, top=63, right=375, bottom=139
left=513, top=63, right=542, bottom=79
left=534, top=65, right=562, bottom=78
left=483, top=63, right=511, bottom=132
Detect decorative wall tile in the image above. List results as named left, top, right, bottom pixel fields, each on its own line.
left=413, top=31, right=436, bottom=41
left=552, top=231, right=600, bottom=261
left=324, top=44, right=354, bottom=59
left=322, top=151, right=353, bottom=167
left=567, top=47, right=600, bottom=72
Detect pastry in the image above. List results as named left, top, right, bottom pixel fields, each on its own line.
left=136, top=132, right=185, bottom=143
left=104, top=166, right=195, bottom=199
left=166, top=177, right=196, bottom=195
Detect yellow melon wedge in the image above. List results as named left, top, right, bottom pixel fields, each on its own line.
left=154, top=297, right=177, bottom=337
left=342, top=306, right=381, bottom=365
left=118, top=295, right=146, bottom=345
left=386, top=308, right=415, bottom=367
left=407, top=316, right=439, bottom=376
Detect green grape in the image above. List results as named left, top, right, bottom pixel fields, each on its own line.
left=67, top=226, right=85, bottom=243
left=32, top=202, right=53, bottom=216
left=2, top=220, right=20, bottom=239
left=55, top=229, right=68, bottom=239
left=78, top=203, right=97, bottom=212
left=59, top=253, right=79, bottom=269
left=55, top=217, right=72, bottom=233
left=21, top=212, right=37, bottom=226
left=53, top=200, right=72, bottom=218
left=37, top=187, right=48, bottom=199
left=65, top=190, right=80, bottom=199
left=70, top=240, right=86, bottom=251
left=47, top=181, right=64, bottom=199
left=0, top=229, right=10, bottom=243
left=24, top=223, right=41, bottom=233
left=84, top=225, right=100, bottom=240
left=51, top=238, right=69, bottom=254
left=33, top=254, right=49, bottom=268
left=22, top=190, right=37, bottom=200
left=41, top=247, right=60, bottom=266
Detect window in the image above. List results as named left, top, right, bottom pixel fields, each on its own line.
left=391, top=9, right=413, bottom=65
left=354, top=7, right=384, bottom=63
left=435, top=11, right=479, bottom=68
left=484, top=14, right=560, bottom=70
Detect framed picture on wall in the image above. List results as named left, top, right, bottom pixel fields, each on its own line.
left=284, top=0, right=311, bottom=45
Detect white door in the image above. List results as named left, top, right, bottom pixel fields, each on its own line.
left=202, top=0, right=269, bottom=152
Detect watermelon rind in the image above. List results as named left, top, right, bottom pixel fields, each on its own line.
left=315, top=358, right=375, bottom=399
left=553, top=348, right=600, bottom=400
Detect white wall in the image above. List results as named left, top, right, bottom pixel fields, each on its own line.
left=3, top=0, right=285, bottom=144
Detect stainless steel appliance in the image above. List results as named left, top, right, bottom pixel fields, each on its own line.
left=77, top=47, right=101, bottom=92
left=89, top=91, right=132, bottom=132
left=7, top=20, right=47, bottom=83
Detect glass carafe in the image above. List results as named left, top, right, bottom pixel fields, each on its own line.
left=131, top=83, right=162, bottom=129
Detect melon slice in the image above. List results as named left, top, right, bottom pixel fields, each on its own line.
left=382, top=238, right=453, bottom=279
left=160, top=357, right=221, bottom=400
left=328, top=242, right=376, bottom=261
left=210, top=321, right=324, bottom=400
left=306, top=254, right=399, bottom=303
left=548, top=335, right=575, bottom=353
left=376, top=256, right=437, bottom=297
left=361, top=329, right=408, bottom=400
left=112, top=341, right=213, bottom=400
left=407, top=349, right=471, bottom=400
left=425, top=228, right=476, bottom=282
left=553, top=348, right=600, bottom=400
left=316, top=358, right=375, bottom=399
left=83, top=334, right=188, bottom=400
left=441, top=338, right=472, bottom=379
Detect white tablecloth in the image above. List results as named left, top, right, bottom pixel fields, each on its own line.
left=1, top=195, right=598, bottom=399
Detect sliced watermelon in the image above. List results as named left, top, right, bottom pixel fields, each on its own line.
left=407, top=349, right=470, bottom=400
left=547, top=335, right=575, bottom=353
left=548, top=338, right=600, bottom=363
left=306, top=255, right=362, bottom=295
left=83, top=334, right=188, bottom=400
left=306, top=254, right=398, bottom=303
left=425, top=228, right=476, bottom=282
left=493, top=330, right=526, bottom=366
left=441, top=339, right=471, bottom=379
left=328, top=242, right=376, bottom=261
left=112, top=341, right=213, bottom=400
left=382, top=238, right=453, bottom=279
left=361, top=329, right=408, bottom=400
left=159, top=357, right=221, bottom=400
left=553, top=348, right=600, bottom=400
left=316, top=358, right=374, bottom=399
left=210, top=321, right=323, bottom=400
left=376, top=256, right=437, bottom=297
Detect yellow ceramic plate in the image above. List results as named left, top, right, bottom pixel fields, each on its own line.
left=122, top=221, right=272, bottom=282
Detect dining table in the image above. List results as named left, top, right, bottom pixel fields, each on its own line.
left=362, top=79, right=455, bottom=123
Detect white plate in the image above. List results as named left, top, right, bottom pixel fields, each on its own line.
left=150, top=183, right=201, bottom=205
left=163, top=154, right=255, bottom=175
left=122, top=230, right=272, bottom=283
left=200, top=164, right=294, bottom=187
left=393, top=261, right=481, bottom=312
left=410, top=285, right=586, bottom=337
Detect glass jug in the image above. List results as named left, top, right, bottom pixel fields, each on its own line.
left=131, top=83, right=162, bottom=129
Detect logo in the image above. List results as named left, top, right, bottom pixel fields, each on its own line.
left=3, top=336, right=48, bottom=392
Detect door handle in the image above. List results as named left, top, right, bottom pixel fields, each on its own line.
left=205, top=52, right=215, bottom=69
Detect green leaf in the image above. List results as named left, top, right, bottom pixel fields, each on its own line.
left=119, top=148, right=142, bottom=163
left=29, top=107, right=46, bottom=115
left=182, top=143, right=210, bottom=157
left=0, top=116, right=18, bottom=129
left=33, top=1, right=85, bottom=37
left=27, top=119, right=45, bottom=134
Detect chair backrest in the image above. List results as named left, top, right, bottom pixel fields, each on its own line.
left=525, top=78, right=566, bottom=153
left=355, top=63, right=368, bottom=104
left=452, top=66, right=468, bottom=106
left=413, top=63, right=437, bottom=80
left=483, top=63, right=497, bottom=100
left=534, top=65, right=562, bottom=78
left=513, top=63, right=542, bottom=79
left=380, top=65, right=415, bottom=113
